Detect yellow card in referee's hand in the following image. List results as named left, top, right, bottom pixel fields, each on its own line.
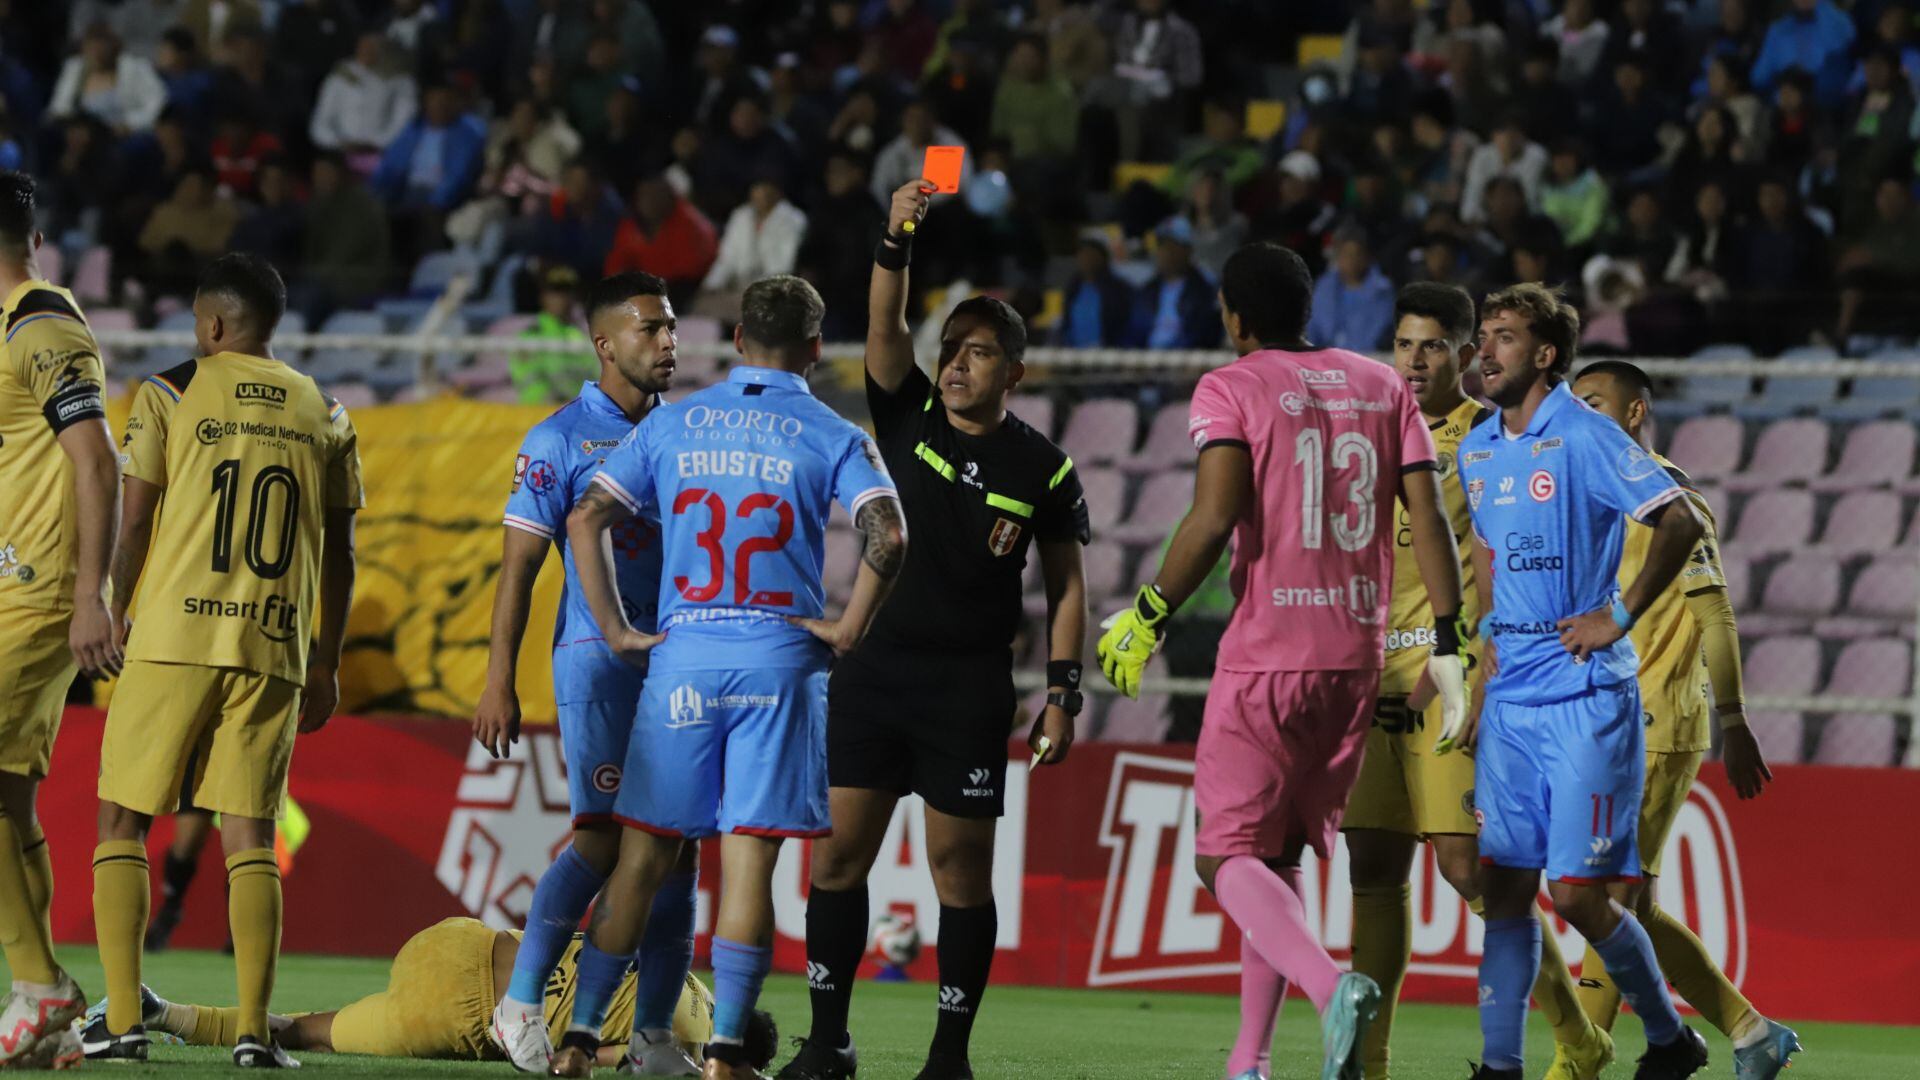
left=1029, top=736, right=1051, bottom=771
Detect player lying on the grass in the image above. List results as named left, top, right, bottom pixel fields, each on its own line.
left=1568, top=360, right=1801, bottom=1080
left=84, top=916, right=777, bottom=1071
left=1339, top=283, right=1613, bottom=1080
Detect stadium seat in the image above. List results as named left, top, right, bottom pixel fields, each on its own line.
left=386, top=382, right=439, bottom=404
left=1719, top=550, right=1752, bottom=609
left=1081, top=541, right=1128, bottom=603
left=1818, top=554, right=1919, bottom=639
left=1754, top=373, right=1842, bottom=413
left=1815, top=491, right=1904, bottom=554
left=1811, top=420, right=1915, bottom=491
left=475, top=384, right=524, bottom=403
left=1828, top=375, right=1920, bottom=420
left=1742, top=635, right=1822, bottom=697
left=1757, top=556, right=1839, bottom=620
left=1746, top=711, right=1806, bottom=763
left=308, top=310, right=389, bottom=384
left=1111, top=469, right=1192, bottom=545
left=128, top=309, right=198, bottom=378
left=1665, top=415, right=1745, bottom=478
left=37, top=244, right=61, bottom=286
left=1126, top=402, right=1195, bottom=474
left=1101, top=692, right=1171, bottom=743
left=449, top=353, right=511, bottom=391
left=1724, top=418, right=1827, bottom=492
left=1080, top=467, right=1125, bottom=537
left=1245, top=99, right=1287, bottom=139
left=1678, top=344, right=1753, bottom=405
left=1007, top=394, right=1056, bottom=440
left=70, top=246, right=111, bottom=304
left=325, top=382, right=378, bottom=409
left=408, top=250, right=482, bottom=297
left=1060, top=399, right=1139, bottom=465
left=1728, top=489, right=1814, bottom=552
left=1823, top=638, right=1911, bottom=698
left=1813, top=713, right=1899, bottom=766
left=1695, top=483, right=1730, bottom=532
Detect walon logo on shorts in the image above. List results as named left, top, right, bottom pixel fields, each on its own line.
left=962, top=769, right=995, bottom=798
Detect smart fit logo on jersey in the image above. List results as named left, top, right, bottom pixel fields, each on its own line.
left=234, top=383, right=287, bottom=407
left=182, top=594, right=299, bottom=642
left=1269, top=574, right=1382, bottom=624
left=0, top=544, right=33, bottom=585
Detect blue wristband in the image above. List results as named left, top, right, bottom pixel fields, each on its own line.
left=1610, top=598, right=1634, bottom=630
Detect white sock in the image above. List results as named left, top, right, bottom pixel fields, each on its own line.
left=12, top=978, right=62, bottom=996
left=1729, top=1010, right=1770, bottom=1049
left=503, top=994, right=543, bottom=1016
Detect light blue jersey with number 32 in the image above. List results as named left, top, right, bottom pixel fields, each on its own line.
left=590, top=365, right=897, bottom=672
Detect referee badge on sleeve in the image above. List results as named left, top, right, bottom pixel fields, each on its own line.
left=989, top=517, right=1021, bottom=556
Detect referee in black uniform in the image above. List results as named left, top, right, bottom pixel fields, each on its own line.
left=777, top=180, right=1090, bottom=1080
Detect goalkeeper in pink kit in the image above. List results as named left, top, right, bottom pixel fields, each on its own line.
left=1097, top=243, right=1470, bottom=1080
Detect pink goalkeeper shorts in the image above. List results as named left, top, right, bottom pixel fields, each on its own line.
left=1196, top=668, right=1381, bottom=860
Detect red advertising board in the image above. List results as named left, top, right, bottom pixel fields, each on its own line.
left=40, top=709, right=1920, bottom=1025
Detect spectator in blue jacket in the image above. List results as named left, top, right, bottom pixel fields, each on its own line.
left=1308, top=230, right=1396, bottom=352
left=532, top=160, right=626, bottom=281
left=1752, top=0, right=1857, bottom=110
left=1057, top=236, right=1132, bottom=347
left=371, top=82, right=486, bottom=212
left=1131, top=216, right=1221, bottom=349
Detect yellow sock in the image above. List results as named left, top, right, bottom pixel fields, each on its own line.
left=187, top=1004, right=245, bottom=1046
left=92, top=839, right=150, bottom=1033
left=1644, top=903, right=1757, bottom=1038
left=1532, top=902, right=1595, bottom=1046
left=20, top=822, right=53, bottom=964
left=227, top=849, right=282, bottom=1040
left=1350, top=884, right=1411, bottom=1079
left=0, top=815, right=57, bottom=984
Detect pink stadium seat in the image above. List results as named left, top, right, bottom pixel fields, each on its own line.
left=1082, top=541, right=1128, bottom=602
left=1101, top=693, right=1171, bottom=743
left=1728, top=490, right=1814, bottom=552
left=1080, top=467, right=1125, bottom=536
left=1816, top=491, right=1904, bottom=553
left=1724, top=418, right=1828, bottom=492
left=1110, top=469, right=1193, bottom=544
left=387, top=383, right=439, bottom=404
left=36, top=244, right=61, bottom=286
left=1742, top=635, right=1822, bottom=696
left=1008, top=394, right=1056, bottom=439
left=1665, top=416, right=1745, bottom=479
left=1059, top=399, right=1139, bottom=465
left=450, top=354, right=511, bottom=390
left=1813, top=713, right=1899, bottom=766
left=1746, top=711, right=1805, bottom=763
left=1812, top=421, right=1914, bottom=492
left=1695, top=484, right=1731, bottom=531
left=1125, top=403, right=1195, bottom=473
left=1719, top=550, right=1751, bottom=609
left=476, top=384, right=524, bottom=404
left=86, top=307, right=135, bottom=332
left=325, top=382, right=378, bottom=409
left=1822, top=638, right=1911, bottom=699
left=1846, top=555, right=1919, bottom=619
left=70, top=246, right=111, bottom=304
left=822, top=528, right=861, bottom=604
left=1758, top=557, right=1840, bottom=619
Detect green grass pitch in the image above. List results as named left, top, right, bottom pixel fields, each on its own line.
left=31, top=946, right=1919, bottom=1077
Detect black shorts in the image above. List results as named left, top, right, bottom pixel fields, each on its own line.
left=827, top=648, right=1015, bottom=819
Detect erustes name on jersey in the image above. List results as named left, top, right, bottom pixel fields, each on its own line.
left=182, top=594, right=300, bottom=642
left=675, top=449, right=795, bottom=485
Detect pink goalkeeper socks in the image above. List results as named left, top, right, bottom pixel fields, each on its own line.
left=1214, top=855, right=1340, bottom=1014
left=1225, top=933, right=1287, bottom=1077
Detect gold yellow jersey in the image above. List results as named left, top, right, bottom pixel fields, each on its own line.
left=0, top=280, right=108, bottom=611
left=1381, top=397, right=1489, bottom=695
left=121, top=352, right=363, bottom=684
left=1618, top=454, right=1723, bottom=753
left=542, top=935, right=714, bottom=1046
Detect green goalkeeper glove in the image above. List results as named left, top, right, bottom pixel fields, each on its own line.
left=1096, top=584, right=1171, bottom=699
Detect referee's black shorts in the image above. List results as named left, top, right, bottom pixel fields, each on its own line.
left=827, top=647, right=1016, bottom=819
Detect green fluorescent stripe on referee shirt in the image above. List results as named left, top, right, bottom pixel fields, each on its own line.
left=985, top=492, right=1034, bottom=517
left=1049, top=457, right=1075, bottom=490
left=914, top=441, right=957, bottom=481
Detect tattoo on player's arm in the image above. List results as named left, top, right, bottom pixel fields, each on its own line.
left=573, top=485, right=628, bottom=523
left=856, top=497, right=907, bottom=579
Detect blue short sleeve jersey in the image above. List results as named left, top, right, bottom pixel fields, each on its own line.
left=502, top=381, right=664, bottom=705
left=590, top=366, right=897, bottom=672
left=1458, top=382, right=1684, bottom=705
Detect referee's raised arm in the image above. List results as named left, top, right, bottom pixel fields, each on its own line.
left=866, top=179, right=933, bottom=392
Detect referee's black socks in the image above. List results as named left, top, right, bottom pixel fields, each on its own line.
left=930, top=901, right=997, bottom=1059
left=805, top=883, right=868, bottom=1047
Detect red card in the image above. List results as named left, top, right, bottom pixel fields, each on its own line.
left=922, top=145, right=965, bottom=193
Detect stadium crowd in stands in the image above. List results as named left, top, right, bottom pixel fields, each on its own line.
left=9, top=0, right=1920, bottom=386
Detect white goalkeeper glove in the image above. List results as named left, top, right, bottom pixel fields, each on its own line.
left=1428, top=652, right=1469, bottom=754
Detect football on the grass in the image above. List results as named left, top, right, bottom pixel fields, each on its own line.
left=869, top=911, right=922, bottom=966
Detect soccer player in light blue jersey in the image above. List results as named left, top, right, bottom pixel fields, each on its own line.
left=557, top=275, right=907, bottom=1080
left=1453, top=284, right=1711, bottom=1080
left=474, top=271, right=706, bottom=1076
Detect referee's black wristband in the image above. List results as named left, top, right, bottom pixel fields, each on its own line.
left=874, top=235, right=912, bottom=271
left=1047, top=660, right=1083, bottom=690
left=1432, top=613, right=1462, bottom=657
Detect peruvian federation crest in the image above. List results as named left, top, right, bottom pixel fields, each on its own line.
left=988, top=517, right=1021, bottom=557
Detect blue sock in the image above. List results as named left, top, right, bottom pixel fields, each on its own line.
left=710, top=937, right=772, bottom=1045
left=1478, top=917, right=1541, bottom=1070
left=632, top=871, right=698, bottom=1034
left=506, top=846, right=607, bottom=1007
left=1592, top=912, right=1684, bottom=1046
left=567, top=936, right=635, bottom=1036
